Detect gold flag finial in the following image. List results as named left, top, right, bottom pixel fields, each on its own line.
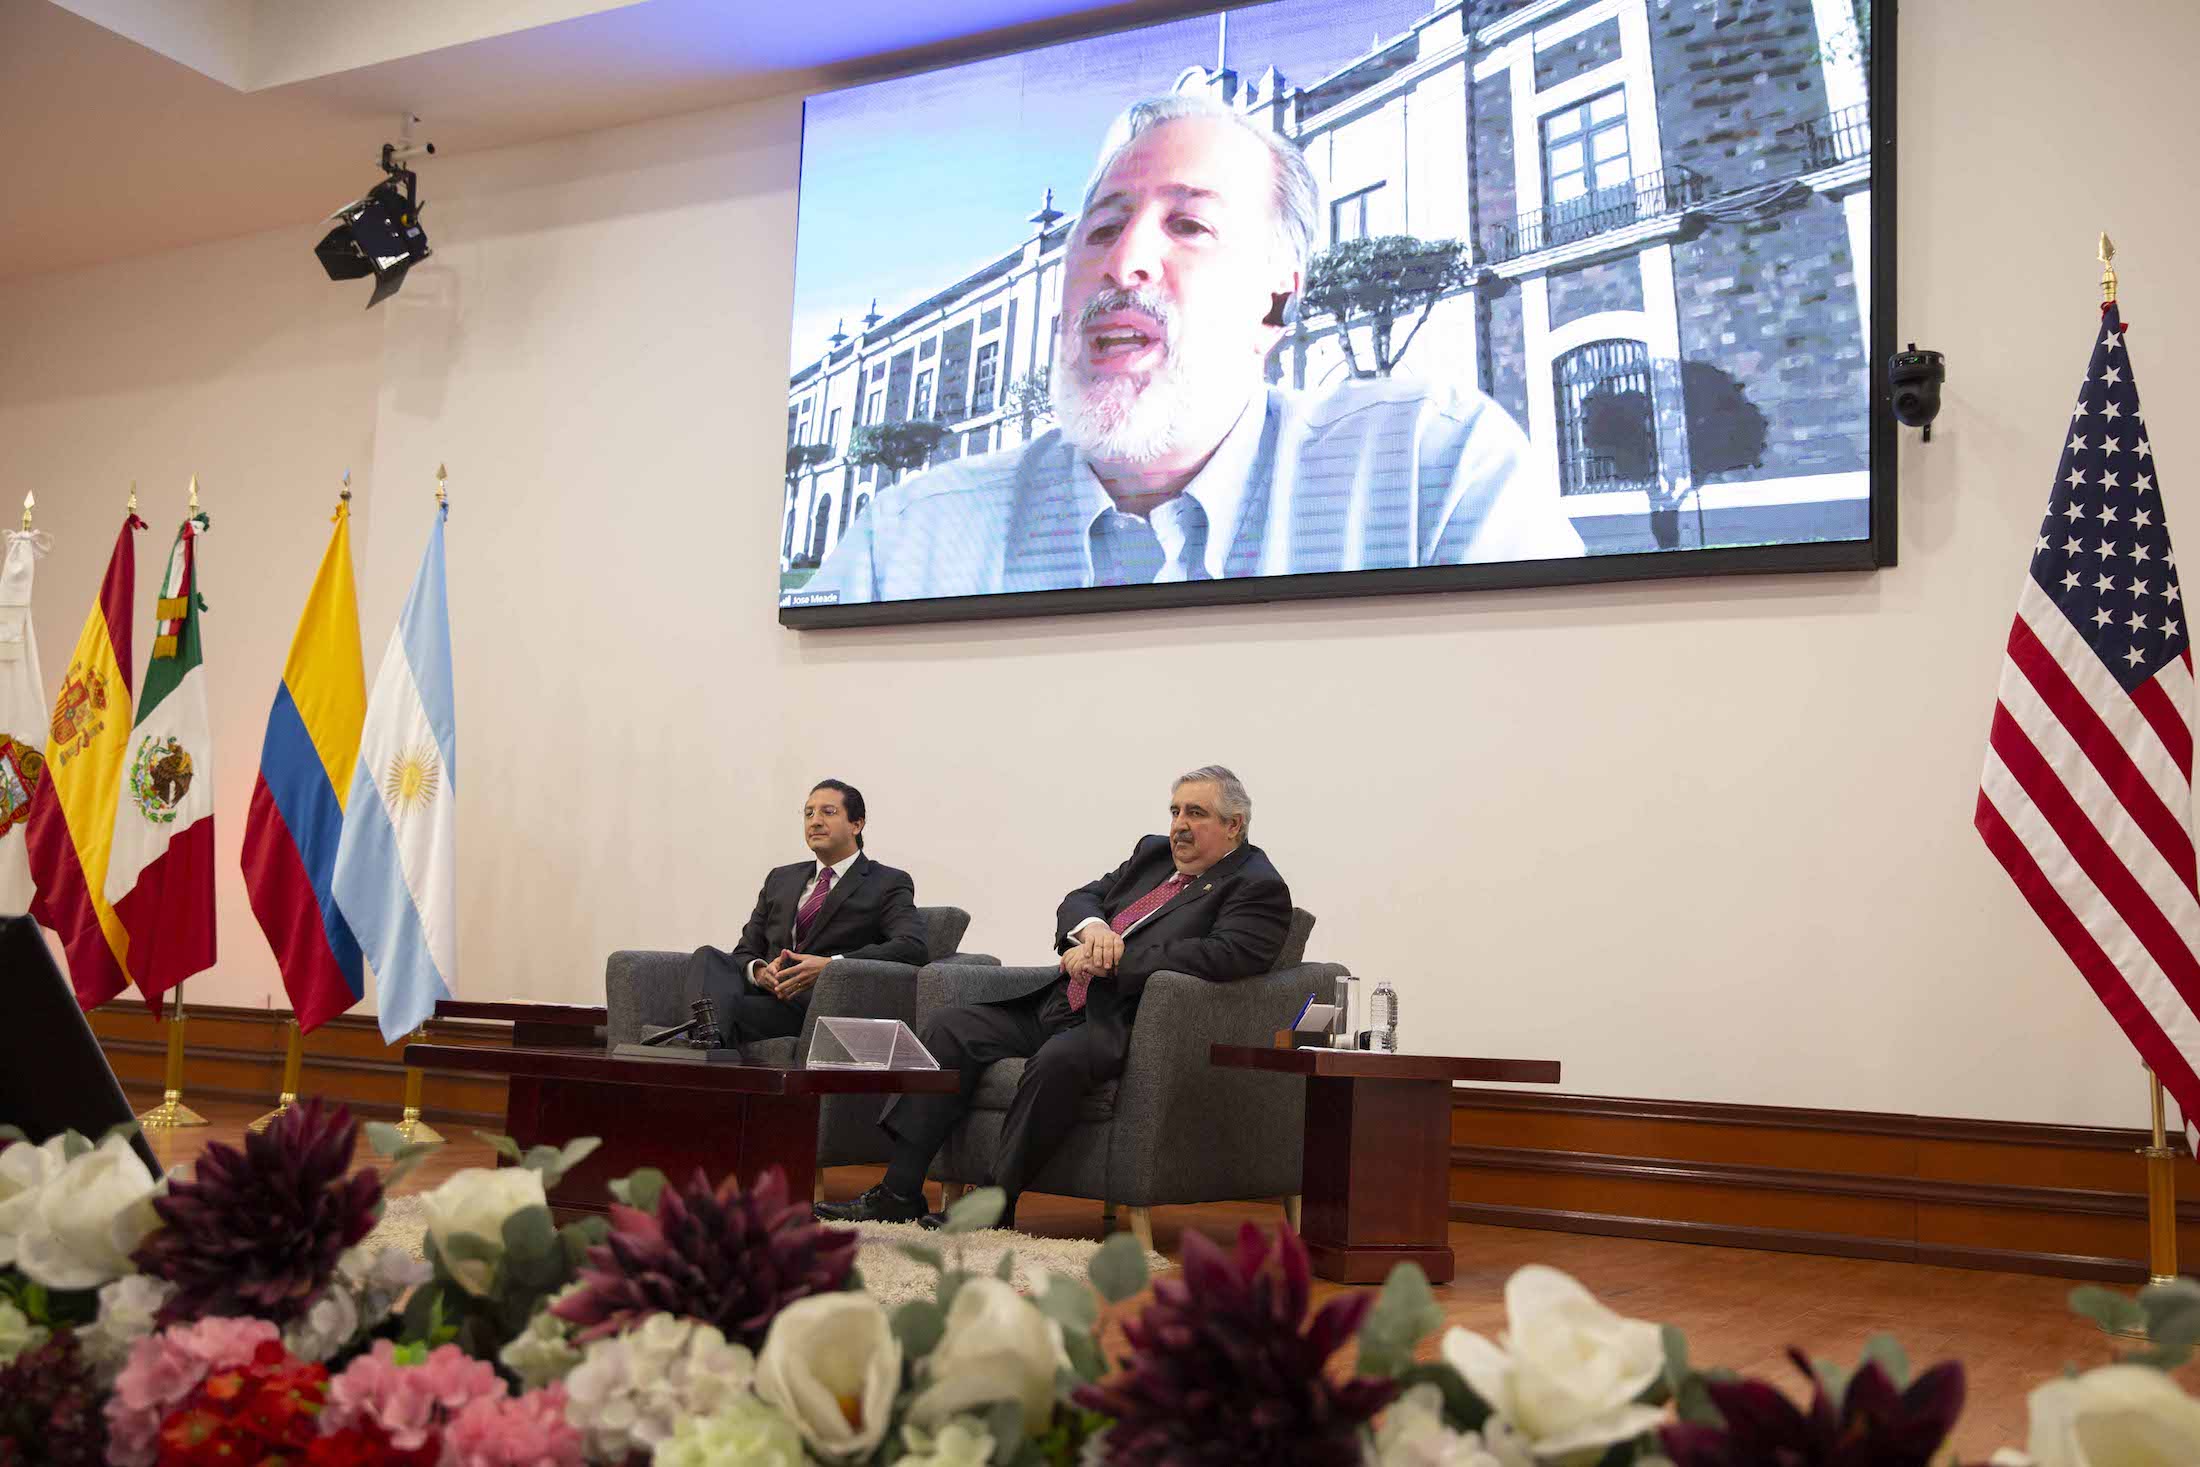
left=340, top=468, right=352, bottom=506
left=19, top=491, right=32, bottom=532
left=435, top=463, right=448, bottom=509
left=187, top=473, right=200, bottom=514
left=128, top=480, right=138, bottom=513
left=2100, top=232, right=2118, bottom=305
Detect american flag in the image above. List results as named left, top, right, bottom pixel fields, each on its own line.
left=1975, top=301, right=2200, bottom=1132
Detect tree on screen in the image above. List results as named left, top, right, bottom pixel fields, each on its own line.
left=786, top=443, right=831, bottom=483
left=1300, top=235, right=1473, bottom=379
left=1004, top=368, right=1055, bottom=442
left=847, top=420, right=950, bottom=482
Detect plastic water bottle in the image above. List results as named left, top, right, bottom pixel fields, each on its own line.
left=1370, top=980, right=1399, bottom=1053
left=1331, top=973, right=1360, bottom=1046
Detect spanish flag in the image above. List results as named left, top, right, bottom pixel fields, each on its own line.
left=24, top=513, right=143, bottom=1009
left=240, top=501, right=365, bottom=1031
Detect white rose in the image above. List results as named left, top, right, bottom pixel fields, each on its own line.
left=2021, top=1363, right=2200, bottom=1465
left=754, top=1292, right=903, bottom=1458
left=1368, top=1384, right=1532, bottom=1467
left=0, top=1135, right=71, bottom=1267
left=14, top=1132, right=163, bottom=1291
left=906, top=1276, right=1066, bottom=1436
left=419, top=1166, right=546, bottom=1296
left=0, top=1299, right=47, bottom=1362
left=1441, top=1265, right=1666, bottom=1459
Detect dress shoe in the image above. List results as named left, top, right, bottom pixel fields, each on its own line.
left=814, top=1184, right=928, bottom=1224
left=917, top=1210, right=949, bottom=1231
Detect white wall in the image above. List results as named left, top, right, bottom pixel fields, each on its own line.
left=1, top=0, right=2191, bottom=1127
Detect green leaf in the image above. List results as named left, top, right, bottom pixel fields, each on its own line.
left=502, top=1205, right=559, bottom=1264
left=1394, top=1361, right=1491, bottom=1433
left=364, top=1121, right=410, bottom=1158
left=2071, top=1284, right=2148, bottom=1336
left=943, top=1187, right=1007, bottom=1234
left=1809, top=1358, right=1851, bottom=1405
left=897, top=1242, right=947, bottom=1272
left=1088, top=1232, right=1150, bottom=1303
left=473, top=1132, right=525, bottom=1164
left=937, top=1270, right=967, bottom=1316
left=1859, top=1332, right=1910, bottom=1389
left=1036, top=1276, right=1099, bottom=1335
left=995, top=1250, right=1017, bottom=1284
left=97, top=1120, right=143, bottom=1149
left=893, top=1297, right=946, bottom=1358
left=1662, top=1324, right=1691, bottom=1387
left=0, top=1125, right=26, bottom=1145
left=555, top=1137, right=602, bottom=1176
left=607, top=1167, right=667, bottom=1213
left=1060, top=1329, right=1107, bottom=1384
left=441, top=1230, right=503, bottom=1268
left=58, top=1131, right=91, bottom=1161
left=2122, top=1343, right=2196, bottom=1371
left=982, top=1401, right=1023, bottom=1454
left=1356, top=1263, right=1443, bottom=1377
left=2138, top=1279, right=2200, bottom=1349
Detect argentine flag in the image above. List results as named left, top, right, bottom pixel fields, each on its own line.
left=333, top=508, right=455, bottom=1042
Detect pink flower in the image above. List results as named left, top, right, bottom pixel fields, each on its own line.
left=324, top=1340, right=506, bottom=1451
left=439, top=1384, right=585, bottom=1467
left=104, top=1316, right=283, bottom=1467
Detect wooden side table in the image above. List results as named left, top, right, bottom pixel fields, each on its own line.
left=1210, top=1045, right=1561, bottom=1284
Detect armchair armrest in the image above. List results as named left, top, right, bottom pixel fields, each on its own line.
left=915, top=962, right=1055, bottom=1019
left=604, top=950, right=694, bottom=1046
left=1103, top=962, right=1346, bottom=1205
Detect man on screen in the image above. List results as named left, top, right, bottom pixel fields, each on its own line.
left=792, top=94, right=1582, bottom=606
left=687, top=779, right=928, bottom=1049
left=816, top=765, right=1290, bottom=1229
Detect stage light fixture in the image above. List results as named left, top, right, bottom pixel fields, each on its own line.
left=317, top=136, right=435, bottom=308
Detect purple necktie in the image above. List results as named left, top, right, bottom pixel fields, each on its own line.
left=793, top=866, right=835, bottom=948
left=1069, top=872, right=1192, bottom=1011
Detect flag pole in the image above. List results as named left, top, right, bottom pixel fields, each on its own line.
left=136, top=983, right=208, bottom=1129
left=248, top=1017, right=305, bottom=1134
left=394, top=1024, right=444, bottom=1144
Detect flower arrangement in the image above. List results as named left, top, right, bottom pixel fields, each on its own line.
left=7, top=1101, right=2200, bottom=1466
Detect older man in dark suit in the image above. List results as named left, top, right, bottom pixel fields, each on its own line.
left=818, top=764, right=1289, bottom=1228
left=691, top=779, right=928, bottom=1049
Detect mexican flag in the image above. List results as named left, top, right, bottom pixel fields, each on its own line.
left=106, top=513, right=215, bottom=1007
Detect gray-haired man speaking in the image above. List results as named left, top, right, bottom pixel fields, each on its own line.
left=793, top=95, right=1582, bottom=606
left=816, top=766, right=1292, bottom=1229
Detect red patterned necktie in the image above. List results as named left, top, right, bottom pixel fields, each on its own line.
left=1068, top=871, right=1192, bottom=1011
left=793, top=866, right=835, bottom=948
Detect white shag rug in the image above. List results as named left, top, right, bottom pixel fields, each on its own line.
left=364, top=1194, right=1166, bottom=1308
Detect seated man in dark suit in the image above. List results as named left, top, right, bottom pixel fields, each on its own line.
left=690, top=779, right=929, bottom=1049
left=817, top=764, right=1289, bottom=1228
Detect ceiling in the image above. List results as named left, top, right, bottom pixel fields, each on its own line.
left=0, top=0, right=1228, bottom=282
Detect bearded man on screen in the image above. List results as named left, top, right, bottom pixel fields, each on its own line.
left=793, top=94, right=1582, bottom=606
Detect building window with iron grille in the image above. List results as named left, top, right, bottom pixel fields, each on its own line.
left=1541, top=87, right=1634, bottom=248
left=1330, top=183, right=1383, bottom=244
left=913, top=369, right=934, bottom=420
left=972, top=342, right=1001, bottom=415
left=1552, top=339, right=1658, bottom=497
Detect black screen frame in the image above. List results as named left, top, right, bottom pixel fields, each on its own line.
left=780, top=0, right=1898, bottom=631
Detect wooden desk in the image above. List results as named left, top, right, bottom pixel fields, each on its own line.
left=1210, top=1045, right=1562, bottom=1285
left=404, top=1042, right=957, bottom=1213
left=432, top=1000, right=607, bottom=1048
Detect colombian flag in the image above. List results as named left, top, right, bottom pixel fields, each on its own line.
left=240, top=501, right=365, bottom=1032
left=25, top=513, right=144, bottom=1009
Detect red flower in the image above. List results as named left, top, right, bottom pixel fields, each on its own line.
left=306, top=1421, right=442, bottom=1467
left=154, top=1340, right=333, bottom=1467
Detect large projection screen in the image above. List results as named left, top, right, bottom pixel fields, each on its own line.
left=780, top=0, right=1891, bottom=628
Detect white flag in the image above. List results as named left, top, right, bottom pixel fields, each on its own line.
left=0, top=529, right=49, bottom=915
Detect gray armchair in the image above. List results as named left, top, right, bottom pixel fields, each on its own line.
left=603, top=906, right=993, bottom=1180
left=920, top=909, right=1342, bottom=1248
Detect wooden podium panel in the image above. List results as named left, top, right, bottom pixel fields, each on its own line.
left=1210, top=1045, right=1561, bottom=1284
left=405, top=1040, right=956, bottom=1213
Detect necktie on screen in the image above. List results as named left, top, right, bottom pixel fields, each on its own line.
left=793, top=866, right=835, bottom=948
left=1068, top=871, right=1193, bottom=1011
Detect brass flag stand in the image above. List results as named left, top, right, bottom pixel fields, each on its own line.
left=394, top=1024, right=444, bottom=1144
left=136, top=984, right=208, bottom=1129
left=248, top=1018, right=306, bottom=1133
left=2142, top=1069, right=2180, bottom=1288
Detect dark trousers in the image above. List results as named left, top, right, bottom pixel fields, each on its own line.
left=881, top=978, right=1122, bottom=1200
left=695, top=950, right=809, bottom=1048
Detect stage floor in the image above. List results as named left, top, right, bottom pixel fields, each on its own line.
left=144, top=1097, right=2188, bottom=1459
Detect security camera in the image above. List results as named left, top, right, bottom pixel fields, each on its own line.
left=1890, top=344, right=1945, bottom=441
